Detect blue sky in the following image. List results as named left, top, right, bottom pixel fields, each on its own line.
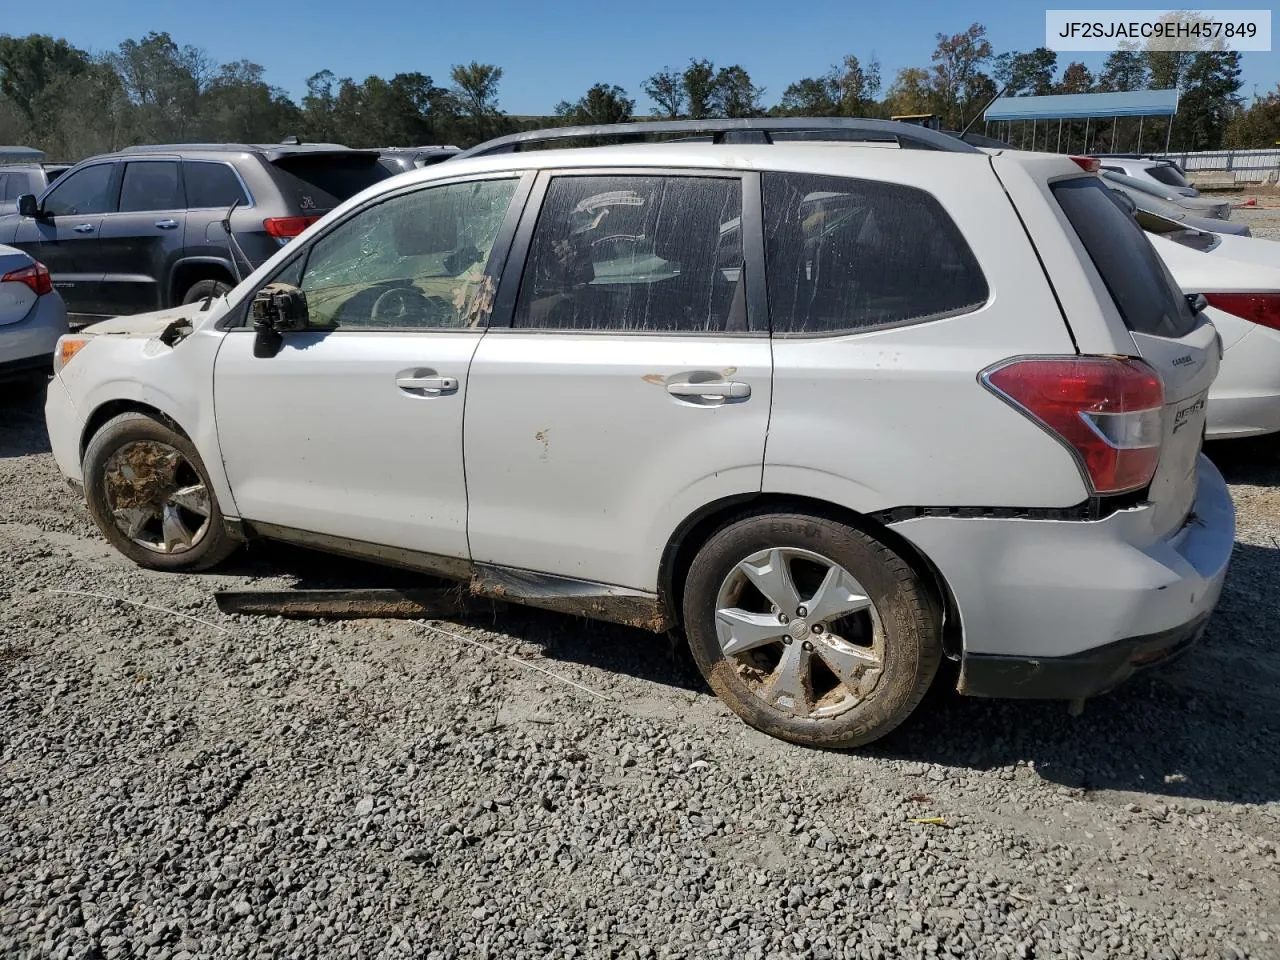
left=8, top=0, right=1279, bottom=114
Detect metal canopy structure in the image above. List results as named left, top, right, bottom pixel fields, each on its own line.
left=982, top=90, right=1179, bottom=155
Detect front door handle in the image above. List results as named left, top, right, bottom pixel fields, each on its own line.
left=666, top=380, right=751, bottom=400
left=396, top=375, right=458, bottom=396
left=154, top=219, right=179, bottom=230
left=73, top=223, right=95, bottom=234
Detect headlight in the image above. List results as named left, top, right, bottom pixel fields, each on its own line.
left=53, top=335, right=93, bottom=375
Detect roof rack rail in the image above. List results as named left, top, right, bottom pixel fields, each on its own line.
left=456, top=118, right=979, bottom=159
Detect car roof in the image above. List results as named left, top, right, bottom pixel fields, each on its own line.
left=108, top=143, right=381, bottom=162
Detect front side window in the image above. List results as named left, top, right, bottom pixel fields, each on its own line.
left=514, top=175, right=745, bottom=333
left=42, top=163, right=115, bottom=217
left=119, top=162, right=182, bottom=212
left=763, top=172, right=988, bottom=335
left=299, top=177, right=519, bottom=330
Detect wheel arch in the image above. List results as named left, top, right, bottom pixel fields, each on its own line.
left=168, top=257, right=236, bottom=306
left=80, top=399, right=194, bottom=463
left=658, top=493, right=963, bottom=660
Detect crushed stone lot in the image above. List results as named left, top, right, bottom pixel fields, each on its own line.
left=2, top=382, right=1279, bottom=960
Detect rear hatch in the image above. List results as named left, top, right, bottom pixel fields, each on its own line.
left=267, top=151, right=392, bottom=215
left=1053, top=175, right=1218, bottom=535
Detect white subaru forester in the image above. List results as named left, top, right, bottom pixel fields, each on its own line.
left=44, top=120, right=1235, bottom=748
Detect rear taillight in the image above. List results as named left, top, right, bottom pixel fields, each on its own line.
left=1069, top=155, right=1101, bottom=173
left=2, top=261, right=53, bottom=296
left=1203, top=292, right=1280, bottom=332
left=983, top=357, right=1165, bottom=495
left=263, top=216, right=321, bottom=239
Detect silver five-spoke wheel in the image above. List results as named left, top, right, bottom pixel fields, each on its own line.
left=102, top=440, right=212, bottom=555
left=715, top=546, right=884, bottom=720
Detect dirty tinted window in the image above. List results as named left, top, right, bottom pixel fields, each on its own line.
left=42, top=163, right=115, bottom=216
left=185, top=161, right=249, bottom=208
left=763, top=173, right=988, bottom=335
left=119, top=162, right=182, bottom=212
left=514, top=175, right=745, bottom=333
left=1054, top=176, right=1196, bottom=339
left=299, top=177, right=518, bottom=330
left=270, top=155, right=391, bottom=212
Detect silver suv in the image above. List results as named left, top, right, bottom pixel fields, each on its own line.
left=43, top=120, right=1235, bottom=748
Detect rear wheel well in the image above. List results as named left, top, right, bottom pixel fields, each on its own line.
left=170, top=262, right=235, bottom=306
left=80, top=401, right=192, bottom=463
left=659, top=493, right=963, bottom=660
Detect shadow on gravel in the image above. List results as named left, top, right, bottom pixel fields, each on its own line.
left=1206, top=436, right=1280, bottom=486
left=873, top=538, right=1280, bottom=806
left=0, top=380, right=52, bottom=458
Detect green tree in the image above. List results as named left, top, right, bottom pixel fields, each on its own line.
left=778, top=55, right=880, bottom=117
left=201, top=60, right=300, bottom=143
left=554, top=83, right=634, bottom=125
left=108, top=32, right=209, bottom=140
left=714, top=65, right=763, bottom=118
left=1172, top=51, right=1243, bottom=149
left=884, top=66, right=933, bottom=117
left=928, top=23, right=994, bottom=127
left=0, top=34, right=88, bottom=126
left=1224, top=85, right=1280, bottom=147
left=1097, top=45, right=1148, bottom=91
left=682, top=59, right=718, bottom=119
left=642, top=66, right=685, bottom=118
left=991, top=47, right=1057, bottom=96
left=450, top=61, right=503, bottom=117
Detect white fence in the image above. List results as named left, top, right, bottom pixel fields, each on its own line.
left=1148, top=148, right=1280, bottom=183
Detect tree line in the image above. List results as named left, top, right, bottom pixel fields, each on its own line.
left=0, top=23, right=1272, bottom=165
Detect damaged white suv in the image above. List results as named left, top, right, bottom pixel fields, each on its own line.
left=45, top=119, right=1235, bottom=748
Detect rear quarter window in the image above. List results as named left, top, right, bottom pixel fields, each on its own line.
left=763, top=172, right=988, bottom=335
left=1146, top=164, right=1192, bottom=189
left=1053, top=176, right=1197, bottom=339
left=268, top=155, right=391, bottom=213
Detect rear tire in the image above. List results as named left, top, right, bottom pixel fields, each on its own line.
left=682, top=512, right=941, bottom=749
left=181, top=278, right=232, bottom=304
left=83, top=412, right=237, bottom=572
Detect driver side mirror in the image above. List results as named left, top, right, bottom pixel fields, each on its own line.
left=16, top=194, right=40, bottom=219
left=250, top=283, right=311, bottom=358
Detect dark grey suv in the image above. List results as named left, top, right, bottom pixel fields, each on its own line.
left=0, top=142, right=391, bottom=323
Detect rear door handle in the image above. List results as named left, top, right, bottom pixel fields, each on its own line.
left=154, top=219, right=179, bottom=229
left=73, top=223, right=95, bottom=234
left=666, top=380, right=751, bottom=400
left=396, top=375, right=458, bottom=395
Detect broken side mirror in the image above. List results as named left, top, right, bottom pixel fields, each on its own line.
left=250, top=283, right=311, bottom=358
left=1186, top=292, right=1208, bottom=315
left=16, top=194, right=40, bottom=219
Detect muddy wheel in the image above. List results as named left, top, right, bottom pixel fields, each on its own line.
left=181, top=278, right=232, bottom=305
left=83, top=412, right=237, bottom=571
left=682, top=512, right=941, bottom=749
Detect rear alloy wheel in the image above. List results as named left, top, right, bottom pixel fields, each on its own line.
left=83, top=412, right=237, bottom=571
left=683, top=513, right=941, bottom=748
left=181, top=278, right=233, bottom=304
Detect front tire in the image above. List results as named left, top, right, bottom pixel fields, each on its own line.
left=83, top=412, right=237, bottom=572
left=181, top=278, right=232, bottom=304
left=682, top=512, right=941, bottom=749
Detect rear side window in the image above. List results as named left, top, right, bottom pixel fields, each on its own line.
left=1146, top=164, right=1191, bottom=189
left=514, top=175, right=745, bottom=333
left=119, top=162, right=182, bottom=212
left=185, top=161, right=249, bottom=208
left=269, top=155, right=391, bottom=212
left=762, top=172, right=988, bottom=335
left=1053, top=177, right=1197, bottom=339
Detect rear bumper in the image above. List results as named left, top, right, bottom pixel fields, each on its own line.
left=890, top=455, right=1234, bottom=699
left=0, top=293, right=68, bottom=381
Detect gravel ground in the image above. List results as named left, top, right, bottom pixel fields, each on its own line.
left=2, top=380, right=1279, bottom=960
left=1209, top=192, right=1280, bottom=241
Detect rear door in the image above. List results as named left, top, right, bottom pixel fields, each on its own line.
left=96, top=159, right=186, bottom=315
left=463, top=169, right=772, bottom=592
left=9, top=160, right=117, bottom=317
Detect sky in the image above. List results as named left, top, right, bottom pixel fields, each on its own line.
left=7, top=0, right=1280, bottom=116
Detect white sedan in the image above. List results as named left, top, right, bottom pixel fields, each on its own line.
left=1147, top=225, right=1280, bottom=439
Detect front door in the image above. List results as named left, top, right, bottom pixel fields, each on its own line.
left=10, top=161, right=117, bottom=318
left=213, top=174, right=527, bottom=563
left=464, top=171, right=772, bottom=591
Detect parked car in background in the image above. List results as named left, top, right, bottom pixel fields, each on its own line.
left=0, top=142, right=391, bottom=325
left=43, top=118, right=1233, bottom=749
left=1098, top=157, right=1199, bottom=196
left=0, top=244, right=67, bottom=383
left=0, top=163, right=71, bottom=211
left=1101, top=170, right=1230, bottom=219
left=378, top=146, right=461, bottom=174
left=1102, top=172, right=1245, bottom=234
left=1137, top=214, right=1280, bottom=439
